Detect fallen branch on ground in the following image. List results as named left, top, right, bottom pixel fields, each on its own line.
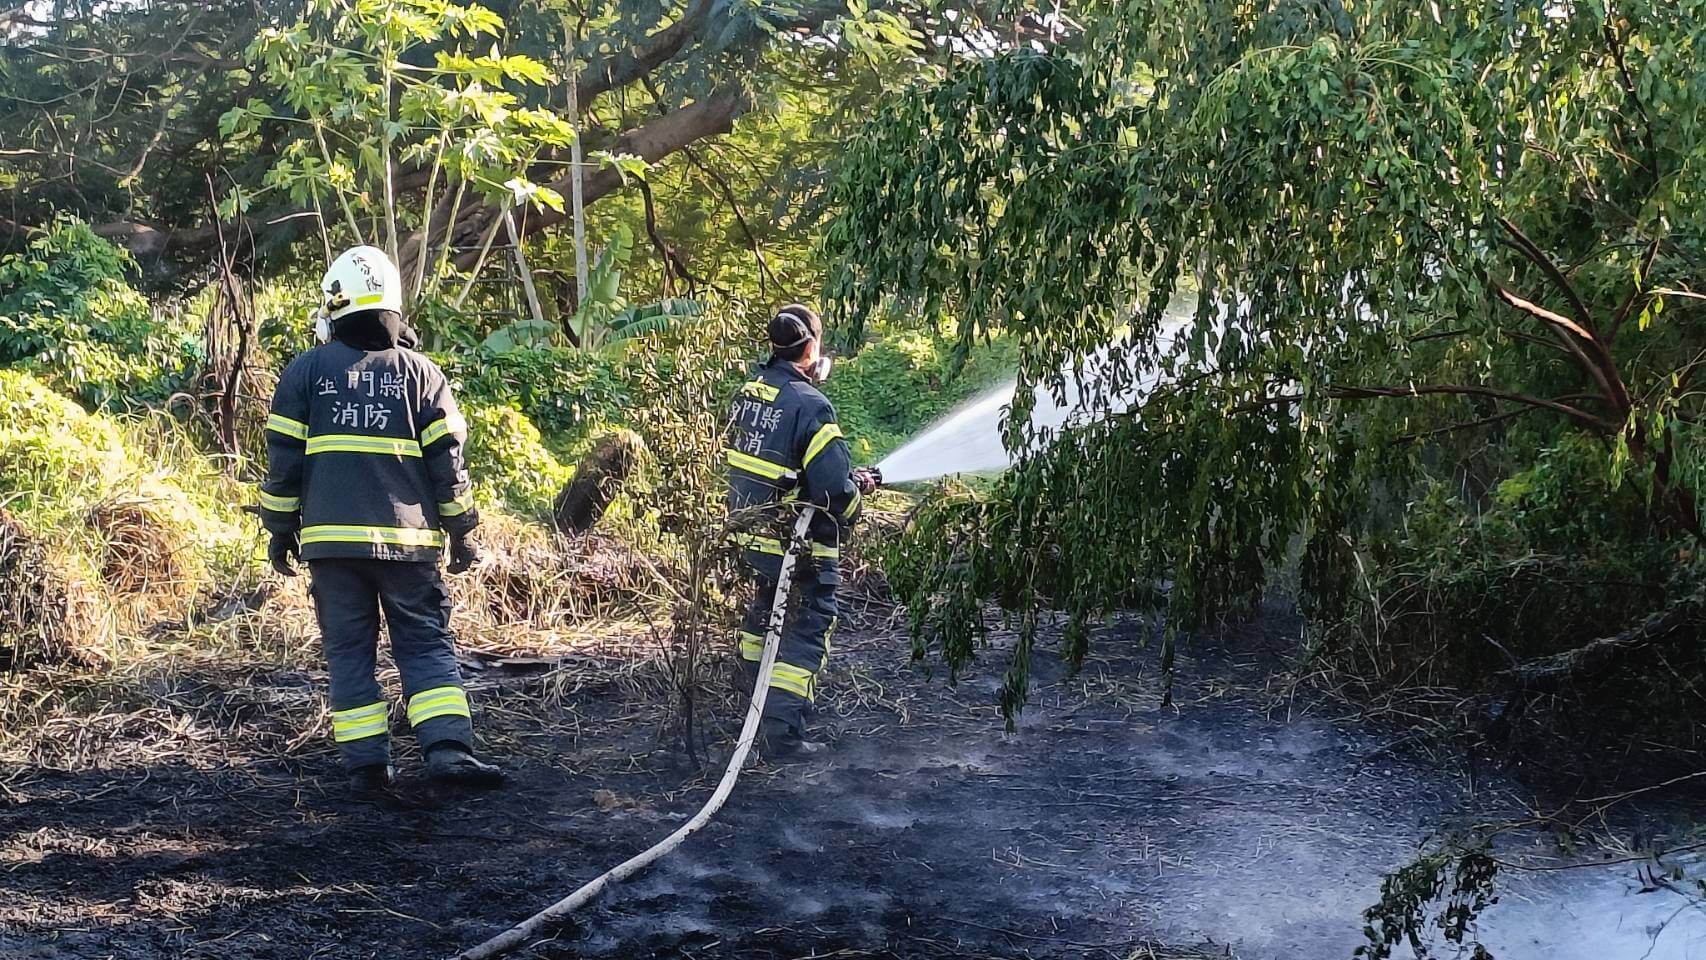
left=1495, top=591, right=1706, bottom=692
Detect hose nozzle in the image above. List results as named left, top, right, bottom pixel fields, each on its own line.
left=852, top=466, right=883, bottom=492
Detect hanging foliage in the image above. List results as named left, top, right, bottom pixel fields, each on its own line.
left=827, top=0, right=1706, bottom=716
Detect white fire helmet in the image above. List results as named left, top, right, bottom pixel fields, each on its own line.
left=312, top=245, right=403, bottom=342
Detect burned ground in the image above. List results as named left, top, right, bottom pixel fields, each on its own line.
left=0, top=605, right=1691, bottom=960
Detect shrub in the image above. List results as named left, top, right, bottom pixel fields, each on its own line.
left=0, top=371, right=250, bottom=658
left=0, top=370, right=128, bottom=518
left=440, top=346, right=629, bottom=443
left=462, top=403, right=573, bottom=517
left=1315, top=434, right=1690, bottom=686
left=0, top=220, right=200, bottom=409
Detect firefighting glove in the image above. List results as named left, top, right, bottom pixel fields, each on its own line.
left=267, top=529, right=301, bottom=578
left=447, top=531, right=483, bottom=575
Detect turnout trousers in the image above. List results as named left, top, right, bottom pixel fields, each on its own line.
left=736, top=550, right=838, bottom=734
left=308, top=558, right=474, bottom=770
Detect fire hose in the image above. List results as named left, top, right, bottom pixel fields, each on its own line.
left=451, top=505, right=821, bottom=960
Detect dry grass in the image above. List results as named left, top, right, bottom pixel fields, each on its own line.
left=448, top=514, right=668, bottom=653
left=85, top=491, right=198, bottom=609
left=0, top=501, right=701, bottom=781
left=0, top=508, right=105, bottom=669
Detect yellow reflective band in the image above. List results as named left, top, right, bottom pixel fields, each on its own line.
left=331, top=701, right=388, bottom=742
left=741, top=380, right=779, bottom=401
left=306, top=434, right=423, bottom=458
left=301, top=525, right=446, bottom=548
left=407, top=686, right=470, bottom=726
left=803, top=422, right=843, bottom=467
left=259, top=490, right=301, bottom=513
left=734, top=533, right=785, bottom=556
left=267, top=414, right=309, bottom=441
left=841, top=487, right=862, bottom=520
left=421, top=414, right=467, bottom=447
left=769, top=662, right=816, bottom=701
left=739, top=630, right=764, bottom=661
left=733, top=533, right=839, bottom=559
left=438, top=493, right=474, bottom=517
left=726, top=449, right=795, bottom=481
left=354, top=292, right=386, bottom=306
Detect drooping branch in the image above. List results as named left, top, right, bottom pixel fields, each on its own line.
left=636, top=176, right=700, bottom=298
left=638, top=72, right=775, bottom=295
left=689, top=144, right=777, bottom=296
left=1602, top=18, right=1660, bottom=180
left=1239, top=382, right=1617, bottom=433
left=1606, top=238, right=1660, bottom=346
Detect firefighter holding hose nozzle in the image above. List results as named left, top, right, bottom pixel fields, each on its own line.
left=726, top=304, right=880, bottom=759
left=256, top=246, right=505, bottom=796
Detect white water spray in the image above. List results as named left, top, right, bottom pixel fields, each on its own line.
left=874, top=293, right=1201, bottom=484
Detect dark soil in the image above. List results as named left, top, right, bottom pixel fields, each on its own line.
left=0, top=606, right=1625, bottom=960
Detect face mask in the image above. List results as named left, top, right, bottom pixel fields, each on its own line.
left=311, top=308, right=332, bottom=344
left=808, top=356, right=833, bottom=382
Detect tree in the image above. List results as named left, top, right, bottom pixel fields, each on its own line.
left=824, top=0, right=1706, bottom=713
left=217, top=0, right=574, bottom=296
left=0, top=0, right=1045, bottom=291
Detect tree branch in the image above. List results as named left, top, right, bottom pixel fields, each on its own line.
left=1496, top=215, right=1597, bottom=339
left=573, top=0, right=717, bottom=105
left=1496, top=592, right=1704, bottom=693
left=637, top=176, right=700, bottom=298
left=1226, top=382, right=1615, bottom=433
left=446, top=88, right=752, bottom=270
left=1391, top=405, right=1543, bottom=445
left=1603, top=18, right=1659, bottom=180
left=1322, top=383, right=1616, bottom=432
left=690, top=143, right=778, bottom=296
left=1493, top=281, right=1629, bottom=415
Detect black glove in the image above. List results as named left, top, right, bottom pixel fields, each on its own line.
left=267, top=529, right=301, bottom=577
left=447, top=531, right=483, bottom=574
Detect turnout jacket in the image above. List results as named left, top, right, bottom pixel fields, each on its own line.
left=725, top=357, right=861, bottom=559
left=259, top=330, right=477, bottom=562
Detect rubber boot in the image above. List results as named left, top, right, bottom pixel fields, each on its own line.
left=759, top=716, right=825, bottom=761
left=426, top=744, right=507, bottom=789
left=349, top=763, right=396, bottom=795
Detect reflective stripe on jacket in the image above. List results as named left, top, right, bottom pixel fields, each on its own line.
left=725, top=357, right=861, bottom=554
left=260, top=340, right=477, bottom=562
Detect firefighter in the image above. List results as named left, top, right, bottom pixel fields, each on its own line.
left=726, top=304, right=878, bottom=758
left=257, top=245, right=505, bottom=794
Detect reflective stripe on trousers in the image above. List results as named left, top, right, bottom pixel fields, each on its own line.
left=737, top=556, right=838, bottom=733
left=308, top=558, right=474, bottom=769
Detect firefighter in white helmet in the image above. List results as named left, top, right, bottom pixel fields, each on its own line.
left=256, top=245, right=503, bottom=793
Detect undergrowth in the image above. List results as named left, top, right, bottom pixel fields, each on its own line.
left=0, top=220, right=200, bottom=409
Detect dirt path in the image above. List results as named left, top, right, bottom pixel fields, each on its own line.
left=0, top=608, right=1690, bottom=959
